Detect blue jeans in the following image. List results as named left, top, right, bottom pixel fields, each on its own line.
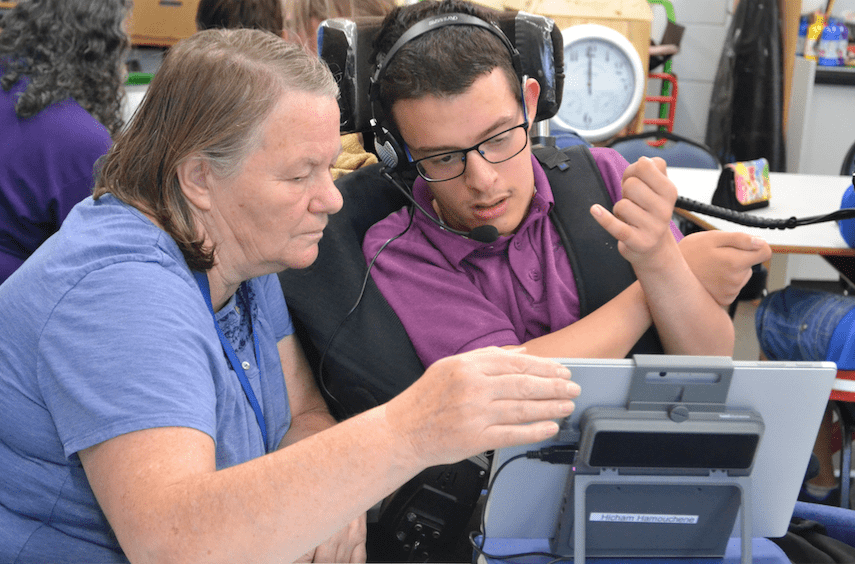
left=755, top=287, right=855, bottom=362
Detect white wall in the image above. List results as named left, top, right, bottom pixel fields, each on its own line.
left=832, top=0, right=855, bottom=14
left=799, top=83, right=855, bottom=175
left=645, top=0, right=733, bottom=144
left=651, top=0, right=854, bottom=148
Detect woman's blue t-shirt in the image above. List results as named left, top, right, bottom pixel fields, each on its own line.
left=0, top=195, right=294, bottom=562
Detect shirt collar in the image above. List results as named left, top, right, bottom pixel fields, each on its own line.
left=410, top=154, right=555, bottom=266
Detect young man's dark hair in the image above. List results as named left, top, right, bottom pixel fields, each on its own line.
left=372, top=0, right=520, bottom=121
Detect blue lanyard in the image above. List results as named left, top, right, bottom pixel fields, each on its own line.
left=194, top=271, right=268, bottom=451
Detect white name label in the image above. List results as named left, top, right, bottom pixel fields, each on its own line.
left=589, top=513, right=699, bottom=525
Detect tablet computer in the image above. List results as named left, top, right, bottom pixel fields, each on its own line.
left=484, top=356, right=837, bottom=545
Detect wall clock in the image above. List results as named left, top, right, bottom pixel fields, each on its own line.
left=550, top=23, right=646, bottom=143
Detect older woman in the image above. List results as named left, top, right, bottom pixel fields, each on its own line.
left=0, top=29, right=579, bottom=563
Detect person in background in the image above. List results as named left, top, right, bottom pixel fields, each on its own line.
left=0, top=0, right=131, bottom=284
left=283, top=0, right=397, bottom=179
left=196, top=0, right=386, bottom=180
left=756, top=285, right=855, bottom=506
left=756, top=185, right=855, bottom=506
left=754, top=182, right=855, bottom=506
left=361, top=0, right=771, bottom=369
left=196, top=0, right=284, bottom=35
left=283, top=0, right=396, bottom=53
left=0, top=28, right=580, bottom=563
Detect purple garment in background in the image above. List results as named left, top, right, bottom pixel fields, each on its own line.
left=0, top=74, right=112, bottom=284
left=363, top=148, right=682, bottom=367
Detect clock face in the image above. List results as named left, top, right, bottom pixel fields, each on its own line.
left=551, top=24, right=645, bottom=143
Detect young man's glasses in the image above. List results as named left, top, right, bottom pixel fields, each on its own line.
left=408, top=118, right=530, bottom=183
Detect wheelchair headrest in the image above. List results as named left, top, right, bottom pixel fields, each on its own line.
left=318, top=10, right=564, bottom=134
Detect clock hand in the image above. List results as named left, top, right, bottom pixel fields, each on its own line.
left=587, top=53, right=592, bottom=95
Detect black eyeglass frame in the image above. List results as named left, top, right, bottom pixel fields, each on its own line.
left=406, top=119, right=531, bottom=183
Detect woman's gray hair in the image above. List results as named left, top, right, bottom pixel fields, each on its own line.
left=0, top=0, right=132, bottom=136
left=94, top=28, right=339, bottom=271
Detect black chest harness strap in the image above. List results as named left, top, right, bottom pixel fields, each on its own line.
left=534, top=143, right=663, bottom=356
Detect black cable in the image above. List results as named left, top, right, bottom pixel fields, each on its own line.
left=379, top=168, right=499, bottom=243
left=469, top=446, right=577, bottom=562
left=315, top=206, right=416, bottom=416
left=675, top=196, right=855, bottom=230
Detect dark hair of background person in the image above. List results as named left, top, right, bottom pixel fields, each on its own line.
left=372, top=0, right=519, bottom=123
left=93, top=28, right=338, bottom=272
left=0, top=0, right=132, bottom=137
left=196, top=0, right=284, bottom=35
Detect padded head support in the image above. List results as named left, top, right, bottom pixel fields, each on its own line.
left=277, top=164, right=425, bottom=418
left=318, top=10, right=564, bottom=135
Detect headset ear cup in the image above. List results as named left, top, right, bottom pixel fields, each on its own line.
left=374, top=126, right=403, bottom=170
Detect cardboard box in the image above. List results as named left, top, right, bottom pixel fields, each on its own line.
left=128, top=0, right=201, bottom=47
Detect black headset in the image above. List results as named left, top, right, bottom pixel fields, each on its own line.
left=368, top=12, right=525, bottom=172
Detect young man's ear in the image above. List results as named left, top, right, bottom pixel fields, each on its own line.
left=523, top=77, right=541, bottom=125
left=176, top=156, right=212, bottom=212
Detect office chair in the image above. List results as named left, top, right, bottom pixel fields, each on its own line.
left=784, top=501, right=855, bottom=562
left=606, top=129, right=721, bottom=170
left=794, top=500, right=855, bottom=546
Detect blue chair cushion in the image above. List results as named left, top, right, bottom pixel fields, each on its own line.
left=607, top=131, right=721, bottom=170
left=792, top=500, right=855, bottom=547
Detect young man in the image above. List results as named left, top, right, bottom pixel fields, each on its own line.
left=363, top=0, right=772, bottom=367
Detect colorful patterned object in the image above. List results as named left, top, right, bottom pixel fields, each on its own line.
left=712, top=157, right=771, bottom=211
left=731, top=159, right=771, bottom=206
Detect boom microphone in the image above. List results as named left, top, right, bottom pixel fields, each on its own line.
left=381, top=168, right=500, bottom=243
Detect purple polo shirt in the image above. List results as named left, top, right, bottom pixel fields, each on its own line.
left=363, top=147, right=682, bottom=367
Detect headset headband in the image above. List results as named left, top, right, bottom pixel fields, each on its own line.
left=370, top=12, right=522, bottom=92
left=368, top=12, right=524, bottom=171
